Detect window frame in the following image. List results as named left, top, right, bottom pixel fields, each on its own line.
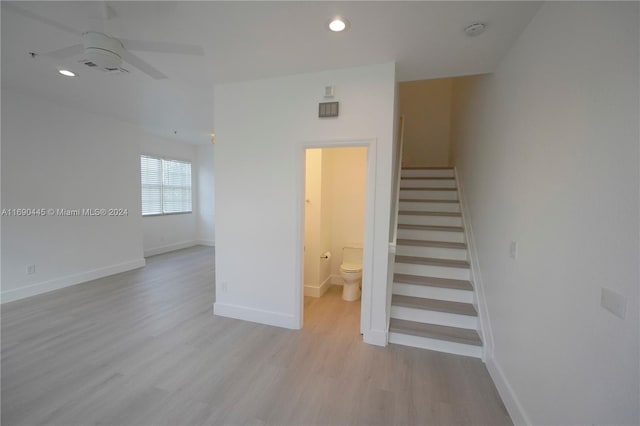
left=140, top=154, right=193, bottom=217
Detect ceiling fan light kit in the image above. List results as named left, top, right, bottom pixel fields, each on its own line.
left=79, top=32, right=126, bottom=73
left=7, top=2, right=204, bottom=80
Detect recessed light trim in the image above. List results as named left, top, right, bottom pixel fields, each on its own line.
left=328, top=17, right=349, bottom=32
left=58, top=69, right=76, bottom=77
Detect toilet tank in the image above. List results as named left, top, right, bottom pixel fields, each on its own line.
left=342, top=247, right=363, bottom=265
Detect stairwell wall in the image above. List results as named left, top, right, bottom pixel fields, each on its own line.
left=399, top=78, right=454, bottom=167
left=452, top=2, right=639, bottom=425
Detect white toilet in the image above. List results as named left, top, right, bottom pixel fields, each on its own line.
left=340, top=247, right=363, bottom=301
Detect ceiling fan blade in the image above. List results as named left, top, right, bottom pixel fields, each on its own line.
left=2, top=2, right=82, bottom=36
left=120, top=50, right=167, bottom=80
left=98, top=1, right=116, bottom=21
left=120, top=39, right=204, bottom=56
left=42, top=44, right=84, bottom=59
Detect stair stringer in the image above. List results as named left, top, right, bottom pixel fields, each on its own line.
left=454, top=167, right=494, bottom=362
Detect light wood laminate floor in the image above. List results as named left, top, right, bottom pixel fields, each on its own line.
left=2, top=246, right=511, bottom=425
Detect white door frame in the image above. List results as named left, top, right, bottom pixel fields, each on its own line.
left=294, top=138, right=377, bottom=334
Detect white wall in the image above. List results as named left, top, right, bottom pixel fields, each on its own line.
left=1, top=89, right=145, bottom=302
left=452, top=2, right=639, bottom=425
left=196, top=143, right=215, bottom=246
left=399, top=78, right=453, bottom=167
left=214, top=62, right=395, bottom=344
left=140, top=137, right=198, bottom=257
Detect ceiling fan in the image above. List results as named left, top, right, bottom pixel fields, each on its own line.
left=4, top=1, right=204, bottom=80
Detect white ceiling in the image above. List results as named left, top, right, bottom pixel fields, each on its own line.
left=1, top=1, right=541, bottom=144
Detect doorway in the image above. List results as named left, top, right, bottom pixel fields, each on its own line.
left=294, top=139, right=377, bottom=335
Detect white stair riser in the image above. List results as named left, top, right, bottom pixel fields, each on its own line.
left=391, top=305, right=478, bottom=329
left=398, top=214, right=462, bottom=227
left=393, top=283, right=474, bottom=303
left=396, top=245, right=468, bottom=260
left=397, top=229, right=465, bottom=243
left=401, top=169, right=454, bottom=178
left=389, top=332, right=481, bottom=358
left=399, top=189, right=458, bottom=201
left=400, top=179, right=456, bottom=188
left=398, top=201, right=460, bottom=213
left=394, top=263, right=470, bottom=280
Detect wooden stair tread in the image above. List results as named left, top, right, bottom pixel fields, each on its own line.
left=402, top=166, right=453, bottom=170
left=398, top=224, right=464, bottom=232
left=395, top=255, right=469, bottom=268
left=394, top=273, right=473, bottom=291
left=389, top=318, right=482, bottom=346
left=392, top=294, right=477, bottom=316
left=396, top=239, right=467, bottom=249
left=400, top=187, right=457, bottom=191
left=398, top=211, right=461, bottom=217
left=399, top=199, right=459, bottom=203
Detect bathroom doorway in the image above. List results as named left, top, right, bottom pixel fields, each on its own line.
left=296, top=139, right=376, bottom=335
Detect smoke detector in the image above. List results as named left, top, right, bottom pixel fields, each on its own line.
left=464, top=23, right=487, bottom=37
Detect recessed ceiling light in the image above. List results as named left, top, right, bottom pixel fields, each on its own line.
left=58, top=69, right=76, bottom=77
left=328, top=17, right=349, bottom=32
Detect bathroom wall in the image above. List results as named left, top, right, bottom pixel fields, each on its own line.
left=319, top=154, right=333, bottom=287
left=303, top=147, right=368, bottom=294
left=323, top=147, right=367, bottom=282
left=303, top=149, right=332, bottom=296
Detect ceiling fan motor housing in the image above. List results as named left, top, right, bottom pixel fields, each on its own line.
left=79, top=31, right=124, bottom=71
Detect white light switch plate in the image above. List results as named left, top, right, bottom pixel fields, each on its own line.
left=601, top=288, right=627, bottom=319
left=509, top=241, right=518, bottom=259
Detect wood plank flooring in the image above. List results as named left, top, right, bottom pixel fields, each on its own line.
left=1, top=245, right=511, bottom=425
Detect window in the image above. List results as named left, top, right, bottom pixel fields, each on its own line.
left=140, top=155, right=192, bottom=215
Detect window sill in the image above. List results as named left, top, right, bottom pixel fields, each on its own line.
left=143, top=211, right=192, bottom=217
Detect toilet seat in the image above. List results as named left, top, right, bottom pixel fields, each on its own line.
left=340, top=263, right=362, bottom=273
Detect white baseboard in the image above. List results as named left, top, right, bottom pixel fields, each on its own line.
left=213, top=302, right=298, bottom=329
left=144, top=240, right=198, bottom=257
left=1, top=258, right=146, bottom=304
left=196, top=239, right=215, bottom=247
left=304, top=275, right=332, bottom=297
left=363, top=328, right=388, bottom=346
left=486, top=355, right=531, bottom=425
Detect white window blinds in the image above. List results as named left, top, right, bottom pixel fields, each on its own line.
left=140, top=155, right=192, bottom=216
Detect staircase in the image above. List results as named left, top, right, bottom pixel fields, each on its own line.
left=388, top=166, right=483, bottom=358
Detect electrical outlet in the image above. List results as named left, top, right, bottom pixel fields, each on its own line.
left=221, top=281, right=228, bottom=293
left=509, top=241, right=518, bottom=259
left=26, top=264, right=36, bottom=275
